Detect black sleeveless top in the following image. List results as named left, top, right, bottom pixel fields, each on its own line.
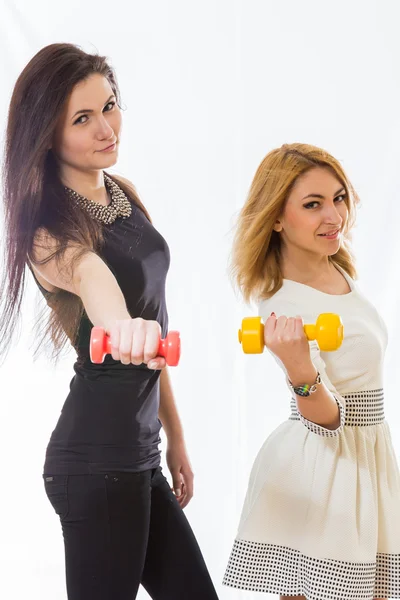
left=32, top=199, right=170, bottom=475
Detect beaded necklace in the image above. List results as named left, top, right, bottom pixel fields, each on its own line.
left=64, top=173, right=132, bottom=225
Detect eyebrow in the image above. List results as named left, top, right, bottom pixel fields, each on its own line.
left=71, top=95, right=115, bottom=120
left=302, top=186, right=346, bottom=201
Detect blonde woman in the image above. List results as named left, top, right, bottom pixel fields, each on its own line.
left=223, top=143, right=400, bottom=600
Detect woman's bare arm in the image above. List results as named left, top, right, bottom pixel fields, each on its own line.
left=29, top=228, right=130, bottom=331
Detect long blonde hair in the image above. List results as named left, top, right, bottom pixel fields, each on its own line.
left=230, top=143, right=360, bottom=304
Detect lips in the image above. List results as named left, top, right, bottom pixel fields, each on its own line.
left=318, top=229, right=340, bottom=236
left=99, top=141, right=116, bottom=152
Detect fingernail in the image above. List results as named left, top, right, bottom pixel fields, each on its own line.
left=270, top=312, right=276, bottom=317
left=176, top=488, right=181, bottom=497
left=148, top=361, right=157, bottom=370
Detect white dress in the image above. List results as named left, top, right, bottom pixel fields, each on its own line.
left=223, top=267, right=400, bottom=600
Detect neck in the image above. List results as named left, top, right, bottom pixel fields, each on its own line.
left=280, top=244, right=335, bottom=284
left=60, top=166, right=109, bottom=206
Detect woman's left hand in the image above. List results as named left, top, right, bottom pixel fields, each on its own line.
left=166, top=439, right=194, bottom=509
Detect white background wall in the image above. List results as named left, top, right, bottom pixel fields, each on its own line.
left=0, top=1, right=399, bottom=598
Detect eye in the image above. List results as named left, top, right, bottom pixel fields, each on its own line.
left=73, top=115, right=88, bottom=125
left=304, top=193, right=347, bottom=210
left=73, top=101, right=116, bottom=125
left=104, top=101, right=116, bottom=112
left=304, top=201, right=320, bottom=209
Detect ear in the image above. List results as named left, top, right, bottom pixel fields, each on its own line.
left=273, top=220, right=283, bottom=232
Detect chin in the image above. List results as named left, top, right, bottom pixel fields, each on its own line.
left=96, top=153, right=118, bottom=169
left=327, top=244, right=341, bottom=256
left=315, top=237, right=341, bottom=255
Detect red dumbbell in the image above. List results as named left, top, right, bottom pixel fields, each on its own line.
left=90, top=327, right=181, bottom=366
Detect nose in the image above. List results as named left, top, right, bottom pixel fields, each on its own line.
left=322, top=203, right=343, bottom=227
left=95, top=115, right=114, bottom=141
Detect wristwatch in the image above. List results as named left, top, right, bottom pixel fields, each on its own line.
left=288, top=371, right=321, bottom=397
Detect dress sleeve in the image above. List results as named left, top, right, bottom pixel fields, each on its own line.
left=292, top=340, right=346, bottom=437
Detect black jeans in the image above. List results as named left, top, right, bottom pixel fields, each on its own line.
left=43, top=467, right=219, bottom=599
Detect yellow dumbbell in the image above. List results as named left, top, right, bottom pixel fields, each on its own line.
left=238, top=313, right=344, bottom=353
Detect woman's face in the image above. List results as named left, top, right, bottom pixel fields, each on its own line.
left=52, top=73, right=122, bottom=174
left=274, top=166, right=349, bottom=258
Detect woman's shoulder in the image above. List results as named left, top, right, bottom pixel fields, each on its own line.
left=257, top=285, right=299, bottom=319
left=110, top=173, right=152, bottom=222
left=257, top=282, right=336, bottom=322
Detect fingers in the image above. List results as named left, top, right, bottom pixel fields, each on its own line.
left=143, top=321, right=160, bottom=363
left=264, top=312, right=277, bottom=343
left=144, top=321, right=164, bottom=370
left=177, top=483, right=188, bottom=508
left=108, top=318, right=166, bottom=368
left=275, top=315, right=288, bottom=339
left=129, top=319, right=146, bottom=365
left=264, top=312, right=289, bottom=347
left=294, top=315, right=305, bottom=339
left=171, top=482, right=185, bottom=507
left=172, top=467, right=194, bottom=509
left=264, top=312, right=305, bottom=349
left=282, top=316, right=296, bottom=341
left=108, top=323, right=121, bottom=361
left=180, top=467, right=194, bottom=509
left=171, top=469, right=183, bottom=500
left=148, top=357, right=166, bottom=370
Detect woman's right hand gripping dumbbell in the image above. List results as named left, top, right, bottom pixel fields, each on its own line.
left=107, top=318, right=167, bottom=370
left=264, top=312, right=313, bottom=374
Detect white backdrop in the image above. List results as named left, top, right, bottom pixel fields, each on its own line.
left=0, top=1, right=399, bottom=599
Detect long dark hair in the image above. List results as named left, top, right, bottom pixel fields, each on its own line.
left=0, top=43, right=151, bottom=365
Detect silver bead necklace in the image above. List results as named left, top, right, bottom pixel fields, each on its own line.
left=64, top=173, right=132, bottom=225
